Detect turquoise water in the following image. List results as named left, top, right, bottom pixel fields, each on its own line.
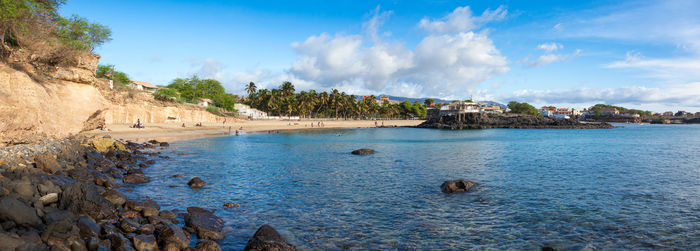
left=127, top=124, right=700, bottom=249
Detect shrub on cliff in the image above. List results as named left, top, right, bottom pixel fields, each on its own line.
left=153, top=88, right=180, bottom=102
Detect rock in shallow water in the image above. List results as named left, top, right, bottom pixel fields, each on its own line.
left=195, top=239, right=221, bottom=251
left=158, top=223, right=190, bottom=249
left=351, top=148, right=376, bottom=155
left=440, top=179, right=478, bottom=194
left=187, top=177, right=207, bottom=188
left=244, top=224, right=296, bottom=251
left=185, top=207, right=225, bottom=240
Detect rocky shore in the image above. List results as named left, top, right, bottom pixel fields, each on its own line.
left=0, top=136, right=296, bottom=250
left=418, top=113, right=614, bottom=129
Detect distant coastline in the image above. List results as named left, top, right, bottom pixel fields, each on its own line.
left=418, top=113, right=614, bottom=129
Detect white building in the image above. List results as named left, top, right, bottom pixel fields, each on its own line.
left=198, top=98, right=214, bottom=107
left=130, top=81, right=158, bottom=93
left=234, top=103, right=269, bottom=119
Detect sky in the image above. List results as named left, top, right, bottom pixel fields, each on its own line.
left=61, top=0, right=700, bottom=112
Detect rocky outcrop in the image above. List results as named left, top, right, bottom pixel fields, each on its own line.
left=441, top=179, right=478, bottom=194
left=419, top=113, right=613, bottom=129
left=351, top=148, right=376, bottom=155
left=59, top=181, right=117, bottom=220
left=244, top=224, right=296, bottom=251
left=185, top=207, right=225, bottom=240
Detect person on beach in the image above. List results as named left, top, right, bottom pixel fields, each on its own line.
left=235, top=130, right=239, bottom=136
left=382, top=121, right=384, bottom=127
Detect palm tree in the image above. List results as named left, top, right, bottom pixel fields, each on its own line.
left=280, top=81, right=295, bottom=97
left=246, top=82, right=257, bottom=95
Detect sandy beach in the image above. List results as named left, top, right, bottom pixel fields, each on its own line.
left=82, top=119, right=425, bottom=142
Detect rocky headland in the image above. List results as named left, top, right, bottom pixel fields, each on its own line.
left=0, top=136, right=296, bottom=250
left=418, top=113, right=613, bottom=129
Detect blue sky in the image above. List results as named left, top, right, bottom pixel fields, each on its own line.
left=61, top=0, right=700, bottom=112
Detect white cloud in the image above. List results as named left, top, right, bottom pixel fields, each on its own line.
left=501, top=83, right=700, bottom=111
left=537, top=42, right=562, bottom=52
left=527, top=49, right=581, bottom=67
left=255, top=5, right=510, bottom=99
left=418, top=5, right=507, bottom=34
left=606, top=51, right=700, bottom=82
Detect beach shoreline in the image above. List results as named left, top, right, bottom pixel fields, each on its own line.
left=81, top=119, right=425, bottom=142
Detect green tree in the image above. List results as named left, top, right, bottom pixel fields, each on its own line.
left=153, top=88, right=180, bottom=102
left=0, top=0, right=64, bottom=46
left=55, top=14, right=111, bottom=51
left=507, top=101, right=540, bottom=116
left=424, top=98, right=435, bottom=106
left=246, top=82, right=257, bottom=95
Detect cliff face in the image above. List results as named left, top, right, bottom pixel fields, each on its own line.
left=0, top=54, right=222, bottom=146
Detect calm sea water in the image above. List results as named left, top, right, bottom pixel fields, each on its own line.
left=124, top=124, right=700, bottom=250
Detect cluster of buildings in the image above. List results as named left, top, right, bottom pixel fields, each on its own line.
left=659, top=111, right=700, bottom=117
left=431, top=101, right=505, bottom=118
left=539, top=106, right=582, bottom=119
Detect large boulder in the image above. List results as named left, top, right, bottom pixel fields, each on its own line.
left=185, top=207, right=225, bottom=240
left=59, top=181, right=116, bottom=220
left=158, top=223, right=190, bottom=249
left=195, top=239, right=221, bottom=251
left=133, top=234, right=157, bottom=251
left=440, top=179, right=478, bottom=194
left=351, top=148, right=376, bottom=155
left=187, top=177, right=207, bottom=188
left=34, top=152, right=61, bottom=174
left=244, top=225, right=296, bottom=251
left=102, top=190, right=127, bottom=206
left=77, top=216, right=101, bottom=238
left=0, top=196, right=42, bottom=227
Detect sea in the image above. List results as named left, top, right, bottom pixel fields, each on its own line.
left=123, top=124, right=700, bottom=250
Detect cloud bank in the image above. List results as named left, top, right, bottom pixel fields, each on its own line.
left=236, top=5, right=510, bottom=99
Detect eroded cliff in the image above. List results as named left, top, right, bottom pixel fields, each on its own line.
left=0, top=54, right=223, bottom=146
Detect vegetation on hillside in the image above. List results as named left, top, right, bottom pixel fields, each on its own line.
left=507, top=101, right=540, bottom=116
left=96, top=64, right=131, bottom=86
left=589, top=104, right=651, bottom=117
left=0, top=0, right=111, bottom=65
left=165, top=76, right=237, bottom=112
left=245, top=82, right=427, bottom=119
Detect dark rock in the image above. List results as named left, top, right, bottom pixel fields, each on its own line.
left=34, top=152, right=61, bottom=174
left=141, top=199, right=160, bottom=217
left=172, top=174, right=184, bottom=178
left=144, top=160, right=155, bottom=165
left=139, top=224, right=155, bottom=235
left=195, top=239, right=221, bottom=251
left=59, top=182, right=116, bottom=220
left=103, top=190, right=127, bottom=206
left=244, top=224, right=296, bottom=251
left=13, top=182, right=36, bottom=197
left=185, top=207, right=225, bottom=240
left=133, top=234, right=157, bottom=251
left=120, top=218, right=140, bottom=233
left=351, top=148, right=376, bottom=155
left=108, top=233, right=132, bottom=249
left=43, top=207, right=76, bottom=224
left=187, top=177, right=207, bottom=188
left=0, top=196, right=42, bottom=227
left=123, top=174, right=150, bottom=184
left=158, top=223, right=189, bottom=249
left=102, top=224, right=120, bottom=236
left=542, top=247, right=560, bottom=251
left=440, top=179, right=478, bottom=194
left=0, top=231, right=26, bottom=250
left=77, top=216, right=101, bottom=238
left=159, top=210, right=176, bottom=219
left=159, top=142, right=169, bottom=147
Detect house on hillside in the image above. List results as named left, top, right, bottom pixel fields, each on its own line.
left=600, top=107, right=619, bottom=116
left=198, top=98, right=214, bottom=107
left=663, top=111, right=674, bottom=116
left=130, top=81, right=159, bottom=93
